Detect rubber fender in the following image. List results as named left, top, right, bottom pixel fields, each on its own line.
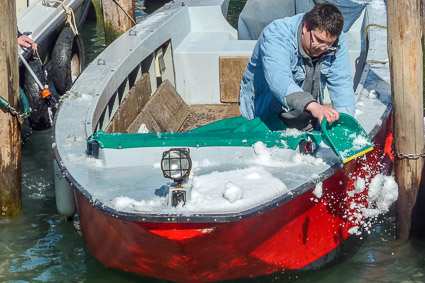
left=23, top=59, right=51, bottom=131
left=51, top=26, right=85, bottom=95
left=54, top=161, right=77, bottom=219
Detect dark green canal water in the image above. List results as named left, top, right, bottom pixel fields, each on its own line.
left=1, top=1, right=425, bottom=282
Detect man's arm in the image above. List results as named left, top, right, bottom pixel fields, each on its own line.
left=305, top=101, right=340, bottom=123
left=260, top=20, right=306, bottom=111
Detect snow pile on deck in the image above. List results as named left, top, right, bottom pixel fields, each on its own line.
left=64, top=153, right=104, bottom=168
left=251, top=141, right=326, bottom=167
left=111, top=166, right=291, bottom=213
left=109, top=141, right=333, bottom=214
left=186, top=166, right=289, bottom=212
left=110, top=165, right=291, bottom=213
left=112, top=195, right=163, bottom=211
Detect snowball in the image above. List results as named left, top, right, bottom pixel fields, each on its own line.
left=223, top=182, right=243, bottom=203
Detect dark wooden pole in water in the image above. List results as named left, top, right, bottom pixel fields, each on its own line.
left=91, top=0, right=104, bottom=25
left=387, top=0, right=424, bottom=242
left=101, top=0, right=135, bottom=45
left=0, top=1, right=23, bottom=217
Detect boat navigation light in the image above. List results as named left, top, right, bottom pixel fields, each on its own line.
left=161, top=148, right=192, bottom=182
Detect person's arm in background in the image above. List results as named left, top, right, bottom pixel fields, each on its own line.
left=17, top=30, right=38, bottom=50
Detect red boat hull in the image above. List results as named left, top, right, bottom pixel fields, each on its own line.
left=75, top=115, right=393, bottom=282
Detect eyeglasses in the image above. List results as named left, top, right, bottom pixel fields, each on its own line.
left=310, top=30, right=337, bottom=51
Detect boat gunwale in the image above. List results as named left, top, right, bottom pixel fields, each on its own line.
left=51, top=0, right=392, bottom=223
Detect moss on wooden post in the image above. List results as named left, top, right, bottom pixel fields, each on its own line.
left=101, top=0, right=135, bottom=46
left=91, top=0, right=104, bottom=25
left=104, top=23, right=123, bottom=46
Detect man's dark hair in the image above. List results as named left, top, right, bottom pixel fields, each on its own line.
left=303, top=3, right=344, bottom=37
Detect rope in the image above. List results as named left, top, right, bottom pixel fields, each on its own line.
left=365, top=23, right=387, bottom=39
left=365, top=24, right=388, bottom=65
left=33, top=50, right=49, bottom=87
left=43, top=0, right=79, bottom=35
left=35, top=49, right=43, bottom=68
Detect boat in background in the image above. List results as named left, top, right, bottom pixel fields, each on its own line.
left=52, top=0, right=395, bottom=281
left=18, top=0, right=91, bottom=130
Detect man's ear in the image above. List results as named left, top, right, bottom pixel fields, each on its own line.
left=302, top=23, right=308, bottom=35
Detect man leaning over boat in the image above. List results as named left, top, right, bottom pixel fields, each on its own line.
left=239, top=3, right=355, bottom=131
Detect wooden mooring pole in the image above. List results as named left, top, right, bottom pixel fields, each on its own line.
left=388, top=0, right=424, bottom=242
left=410, top=0, right=425, bottom=237
left=0, top=2, right=23, bottom=217
left=101, top=0, right=135, bottom=45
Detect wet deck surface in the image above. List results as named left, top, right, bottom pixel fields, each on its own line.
left=179, top=103, right=241, bottom=132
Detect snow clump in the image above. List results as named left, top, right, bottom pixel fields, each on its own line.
left=223, top=182, right=243, bottom=203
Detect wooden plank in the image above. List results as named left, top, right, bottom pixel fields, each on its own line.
left=105, top=73, right=151, bottom=133
left=179, top=103, right=240, bottom=132
left=224, top=103, right=241, bottom=118
left=127, top=80, right=189, bottom=133
left=219, top=56, right=250, bottom=103
left=388, top=0, right=424, bottom=241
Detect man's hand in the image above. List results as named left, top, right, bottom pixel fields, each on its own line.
left=18, top=34, right=38, bottom=51
left=305, top=102, right=339, bottom=124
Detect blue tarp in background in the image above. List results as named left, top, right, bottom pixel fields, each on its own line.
left=238, top=0, right=368, bottom=40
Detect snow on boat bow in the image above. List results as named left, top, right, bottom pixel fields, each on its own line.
left=53, top=0, right=395, bottom=281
